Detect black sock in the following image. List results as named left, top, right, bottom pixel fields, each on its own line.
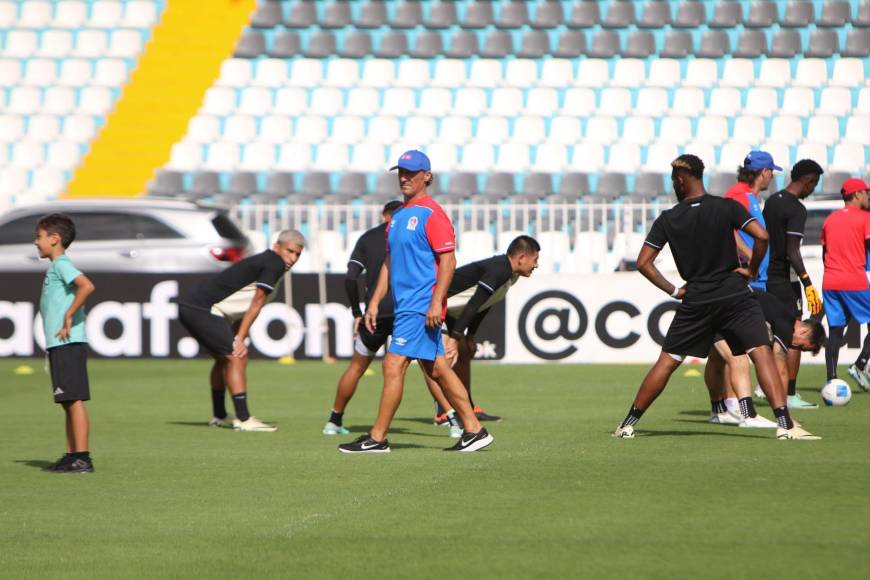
left=856, top=325, right=870, bottom=370
left=435, top=401, right=445, bottom=416
left=328, top=409, right=343, bottom=426
left=826, top=325, right=845, bottom=381
left=738, top=397, right=757, bottom=419
left=787, top=379, right=797, bottom=397
left=71, top=451, right=90, bottom=461
left=232, top=393, right=250, bottom=422
left=620, top=406, right=644, bottom=428
left=711, top=399, right=727, bottom=414
left=211, top=389, right=227, bottom=419
left=773, top=406, right=793, bottom=430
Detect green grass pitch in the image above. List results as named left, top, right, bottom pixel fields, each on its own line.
left=1, top=358, right=868, bottom=579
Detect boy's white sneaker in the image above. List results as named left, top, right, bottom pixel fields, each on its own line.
left=208, top=414, right=235, bottom=428
left=233, top=416, right=278, bottom=432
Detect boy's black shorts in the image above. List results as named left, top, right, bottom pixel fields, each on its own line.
left=356, top=317, right=393, bottom=355
left=178, top=304, right=234, bottom=356
left=663, top=293, right=771, bottom=358
left=766, top=279, right=803, bottom=319
left=48, top=343, right=90, bottom=403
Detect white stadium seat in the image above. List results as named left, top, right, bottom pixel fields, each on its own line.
left=504, top=59, right=537, bottom=88
left=781, top=88, right=814, bottom=117
left=39, top=30, right=73, bottom=57
left=308, top=88, right=343, bottom=116
left=607, top=143, right=641, bottom=174
left=459, top=143, right=494, bottom=172
left=584, top=117, right=618, bottom=145
left=43, top=86, right=77, bottom=114
left=239, top=142, right=276, bottom=171
left=494, top=143, right=530, bottom=172
left=360, top=59, right=395, bottom=88
left=415, top=89, right=451, bottom=118
left=107, top=30, right=144, bottom=58
left=574, top=59, right=609, bottom=88
left=658, top=117, right=692, bottom=146
left=201, top=87, right=236, bottom=116
left=0, top=168, right=29, bottom=196
left=510, top=116, right=545, bottom=145
left=568, top=143, right=604, bottom=173
left=831, top=58, right=864, bottom=88
left=294, top=116, right=328, bottom=144
left=759, top=142, right=791, bottom=171
left=844, top=117, right=870, bottom=145
left=7, top=86, right=41, bottom=114
left=27, top=114, right=61, bottom=143
left=708, top=87, right=742, bottom=117
left=720, top=59, right=755, bottom=88
left=312, top=142, right=349, bottom=171
left=571, top=232, right=608, bottom=273
left=793, top=59, right=827, bottom=88
left=0, top=114, right=25, bottom=143
left=560, top=88, right=596, bottom=116
left=203, top=142, right=240, bottom=171
left=367, top=116, right=400, bottom=145
left=635, top=88, right=669, bottom=117
left=395, top=59, right=429, bottom=88
left=253, top=58, right=288, bottom=88
left=807, top=116, right=841, bottom=147
left=440, top=116, right=472, bottom=145
left=467, top=59, right=502, bottom=89
left=532, top=143, right=569, bottom=173
left=331, top=116, right=365, bottom=144
left=345, top=88, right=380, bottom=117
left=476, top=116, right=511, bottom=145
left=22, top=59, right=57, bottom=86
left=454, top=88, right=487, bottom=117
left=817, top=88, right=852, bottom=117
left=831, top=144, right=866, bottom=172
left=167, top=141, right=202, bottom=170
left=718, top=142, right=752, bottom=171
left=73, top=30, right=108, bottom=58
left=259, top=115, right=292, bottom=144
left=647, top=59, right=681, bottom=88
left=622, top=117, right=655, bottom=146
left=324, top=58, right=360, bottom=88
left=684, top=59, right=718, bottom=88
left=769, top=116, right=804, bottom=146
left=0, top=59, right=21, bottom=87
left=403, top=116, right=437, bottom=144
left=53, top=2, right=88, bottom=29
left=612, top=59, right=646, bottom=88
left=273, top=87, right=307, bottom=115
left=12, top=141, right=46, bottom=169
left=682, top=141, right=716, bottom=170
left=744, top=88, right=778, bottom=118
left=4, top=30, right=38, bottom=57
left=672, top=88, right=706, bottom=117
left=598, top=88, right=632, bottom=118
left=217, top=58, right=252, bottom=88
left=223, top=116, right=257, bottom=144
left=548, top=116, right=582, bottom=145
left=425, top=143, right=458, bottom=171
left=0, top=1, right=15, bottom=27
left=490, top=88, right=523, bottom=117
left=432, top=59, right=466, bottom=88
left=78, top=86, right=114, bottom=115
left=18, top=1, right=52, bottom=28
left=59, top=59, right=92, bottom=87
left=288, top=59, right=323, bottom=88
left=275, top=143, right=312, bottom=171
left=90, top=1, right=123, bottom=28
left=63, top=115, right=97, bottom=142
left=32, top=167, right=67, bottom=197
left=238, top=87, right=272, bottom=116
left=536, top=231, right=571, bottom=274
left=526, top=88, right=559, bottom=117
left=349, top=144, right=385, bottom=172
left=757, top=59, right=791, bottom=88
left=93, top=58, right=128, bottom=86
left=539, top=59, right=572, bottom=88
left=857, top=89, right=870, bottom=115
left=123, top=1, right=159, bottom=28
left=644, top=143, right=680, bottom=172
left=458, top=230, right=496, bottom=262
left=382, top=87, right=416, bottom=116
left=732, top=116, right=765, bottom=146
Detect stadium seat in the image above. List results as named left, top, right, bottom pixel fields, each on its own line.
left=331, top=115, right=367, bottom=144
left=568, top=143, right=604, bottom=173
left=697, top=31, right=729, bottom=58
left=432, top=59, right=466, bottom=88
left=39, top=30, right=73, bottom=58
left=250, top=2, right=283, bottom=28
left=446, top=30, right=479, bottom=58
left=548, top=116, right=583, bottom=145
left=497, top=1, right=528, bottom=28
left=533, top=143, right=569, bottom=173
left=505, top=59, right=538, bottom=88
left=843, top=31, right=870, bottom=57
left=733, top=116, right=765, bottom=146
left=306, top=31, right=337, bottom=58
left=532, top=1, right=563, bottom=28
left=539, top=59, right=573, bottom=87
left=308, top=88, right=343, bottom=116
left=645, top=143, right=680, bottom=172
left=857, top=1, right=870, bottom=26
left=587, top=31, right=620, bottom=58
left=239, top=142, right=275, bottom=172
left=746, top=2, right=777, bottom=27
left=360, top=59, right=394, bottom=89
left=93, top=59, right=127, bottom=87
left=218, top=59, right=252, bottom=88
left=522, top=173, right=554, bottom=197
left=660, top=31, right=693, bottom=58
left=238, top=87, right=272, bottom=116
left=745, top=88, right=778, bottom=117
left=844, top=117, right=870, bottom=144
left=477, top=116, right=511, bottom=144
left=709, top=87, right=742, bottom=117
left=612, top=59, right=647, bottom=88
left=671, top=88, right=706, bottom=117
left=696, top=117, right=729, bottom=146
left=634, top=88, right=669, bottom=117
left=757, top=59, right=792, bottom=88
left=91, top=1, right=123, bottom=28
left=268, top=31, right=301, bottom=58
left=721, top=59, right=755, bottom=88
left=425, top=1, right=456, bottom=28
left=797, top=58, right=829, bottom=84
left=818, top=87, right=852, bottom=116
left=468, top=59, right=503, bottom=89
left=518, top=30, right=550, bottom=58
left=638, top=1, right=671, bottom=28
left=553, top=30, right=586, bottom=57
left=807, top=116, right=842, bottom=146
left=341, top=31, right=372, bottom=59
left=685, top=59, right=718, bottom=88
left=782, top=1, right=814, bottom=27
left=276, top=143, right=312, bottom=172
left=622, top=31, right=655, bottom=58
left=622, top=117, right=655, bottom=146
left=769, top=116, right=804, bottom=146
left=377, top=31, right=408, bottom=58
left=831, top=144, right=866, bottom=172
left=768, top=30, right=802, bottom=58
left=806, top=30, right=840, bottom=58
left=781, top=87, right=815, bottom=116
left=818, top=2, right=851, bottom=27
left=324, top=59, right=360, bottom=89
left=204, top=142, right=240, bottom=171
left=53, top=1, right=88, bottom=29
left=575, top=59, right=609, bottom=88
left=658, top=117, right=692, bottom=145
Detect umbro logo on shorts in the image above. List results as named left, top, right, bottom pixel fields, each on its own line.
left=394, top=337, right=407, bottom=346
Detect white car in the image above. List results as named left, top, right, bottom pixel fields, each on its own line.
left=0, top=199, right=253, bottom=272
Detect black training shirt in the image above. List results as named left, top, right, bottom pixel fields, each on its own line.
left=347, top=222, right=393, bottom=317
left=186, top=250, right=287, bottom=309
left=762, top=190, right=806, bottom=282
left=644, top=194, right=755, bottom=304
left=755, top=289, right=796, bottom=349
left=445, top=255, right=514, bottom=335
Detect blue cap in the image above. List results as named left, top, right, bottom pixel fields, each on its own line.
left=390, top=150, right=431, bottom=172
left=743, top=150, right=782, bottom=172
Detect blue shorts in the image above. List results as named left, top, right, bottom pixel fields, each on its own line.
left=388, top=313, right=444, bottom=361
left=823, top=289, right=870, bottom=327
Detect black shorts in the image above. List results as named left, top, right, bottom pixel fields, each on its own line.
left=663, top=293, right=771, bottom=358
left=48, top=343, right=90, bottom=403
left=356, top=317, right=393, bottom=355
left=766, top=279, right=803, bottom=319
left=179, top=304, right=234, bottom=356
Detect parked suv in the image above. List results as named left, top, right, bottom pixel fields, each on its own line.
left=0, top=199, right=252, bottom=272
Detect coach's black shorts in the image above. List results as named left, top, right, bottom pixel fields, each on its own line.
left=766, top=280, right=803, bottom=319
left=663, top=293, right=771, bottom=358
left=178, top=303, right=234, bottom=356
left=356, top=317, right=393, bottom=355
left=48, top=343, right=90, bottom=403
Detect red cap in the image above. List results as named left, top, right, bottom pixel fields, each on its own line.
left=841, top=178, right=870, bottom=196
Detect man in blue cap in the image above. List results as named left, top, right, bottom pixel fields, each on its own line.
left=338, top=150, right=493, bottom=453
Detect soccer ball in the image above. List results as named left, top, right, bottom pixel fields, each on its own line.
left=821, top=379, right=852, bottom=407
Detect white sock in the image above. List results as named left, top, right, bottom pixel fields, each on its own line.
left=724, top=397, right=740, bottom=416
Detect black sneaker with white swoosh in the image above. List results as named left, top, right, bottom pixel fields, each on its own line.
left=444, top=428, right=494, bottom=452
left=338, top=434, right=391, bottom=454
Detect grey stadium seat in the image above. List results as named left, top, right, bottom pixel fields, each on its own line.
left=567, top=2, right=600, bottom=28
left=285, top=2, right=316, bottom=28
left=518, top=30, right=550, bottom=58
left=147, top=169, right=183, bottom=196
left=559, top=172, right=591, bottom=196
left=857, top=2, right=870, bottom=27
left=707, top=173, right=735, bottom=196
left=192, top=171, right=220, bottom=196
left=710, top=1, right=743, bottom=28
left=305, top=31, right=337, bottom=58
left=391, top=1, right=422, bottom=28
left=768, top=30, right=802, bottom=58
left=355, top=1, right=387, bottom=29
left=425, top=1, right=457, bottom=28
left=446, top=30, right=479, bottom=58
left=341, top=31, right=372, bottom=58
left=376, top=31, right=408, bottom=58
left=462, top=1, right=494, bottom=28
left=602, top=1, right=635, bottom=28
left=300, top=172, right=332, bottom=196
left=696, top=30, right=730, bottom=58
left=805, top=30, right=839, bottom=58
left=733, top=30, right=767, bottom=58
left=638, top=1, right=671, bottom=28
left=410, top=31, right=443, bottom=58
left=660, top=31, right=693, bottom=58
left=594, top=173, right=628, bottom=199
left=623, top=31, right=656, bottom=58
left=321, top=2, right=352, bottom=29
left=481, top=30, right=513, bottom=58
left=483, top=172, right=516, bottom=195
left=523, top=173, right=554, bottom=197
left=822, top=171, right=854, bottom=195
left=234, top=30, right=265, bottom=58
left=225, top=172, right=258, bottom=197
left=673, top=2, right=706, bottom=28
left=586, top=30, right=620, bottom=58
left=374, top=172, right=400, bottom=196
left=745, top=2, right=778, bottom=28
left=532, top=1, right=563, bottom=28
left=781, top=1, right=814, bottom=27
left=447, top=172, right=480, bottom=196
left=843, top=30, right=870, bottom=57
left=268, top=31, right=301, bottom=58
left=337, top=172, right=368, bottom=196
left=818, top=2, right=851, bottom=27
left=264, top=172, right=296, bottom=196
left=250, top=2, right=284, bottom=28
left=553, top=31, right=586, bottom=57
left=633, top=173, right=667, bottom=198
left=497, top=1, right=528, bottom=28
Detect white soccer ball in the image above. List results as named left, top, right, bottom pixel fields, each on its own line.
left=821, top=379, right=852, bottom=407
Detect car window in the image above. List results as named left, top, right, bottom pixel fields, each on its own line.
left=67, top=212, right=183, bottom=241
left=0, top=215, right=40, bottom=245
left=804, top=209, right=832, bottom=246
left=212, top=212, right=246, bottom=241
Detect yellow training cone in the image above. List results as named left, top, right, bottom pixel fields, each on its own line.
left=683, top=368, right=702, bottom=378
left=278, top=356, right=296, bottom=365
left=13, top=365, right=35, bottom=375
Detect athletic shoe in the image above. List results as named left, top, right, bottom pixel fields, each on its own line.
left=612, top=425, right=635, bottom=438
left=776, top=426, right=821, bottom=440
left=42, top=454, right=71, bottom=472
left=847, top=364, right=870, bottom=392
left=208, top=414, right=235, bottom=428
left=338, top=434, right=390, bottom=454
left=433, top=413, right=449, bottom=426
left=473, top=405, right=502, bottom=422
left=739, top=414, right=778, bottom=429
left=754, top=384, right=765, bottom=399
left=52, top=457, right=94, bottom=473
left=322, top=421, right=350, bottom=435
left=709, top=411, right=742, bottom=425
left=444, top=428, right=493, bottom=452
left=449, top=425, right=463, bottom=438
left=787, top=393, right=818, bottom=410
left=233, top=416, right=278, bottom=432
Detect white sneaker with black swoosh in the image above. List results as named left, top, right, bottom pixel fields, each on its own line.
left=444, top=428, right=493, bottom=452
left=338, top=434, right=391, bottom=453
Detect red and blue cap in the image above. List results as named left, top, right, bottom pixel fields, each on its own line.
left=390, top=149, right=431, bottom=172
left=743, top=150, right=782, bottom=171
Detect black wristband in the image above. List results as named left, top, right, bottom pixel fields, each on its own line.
left=448, top=329, right=464, bottom=340
left=799, top=274, right=812, bottom=288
